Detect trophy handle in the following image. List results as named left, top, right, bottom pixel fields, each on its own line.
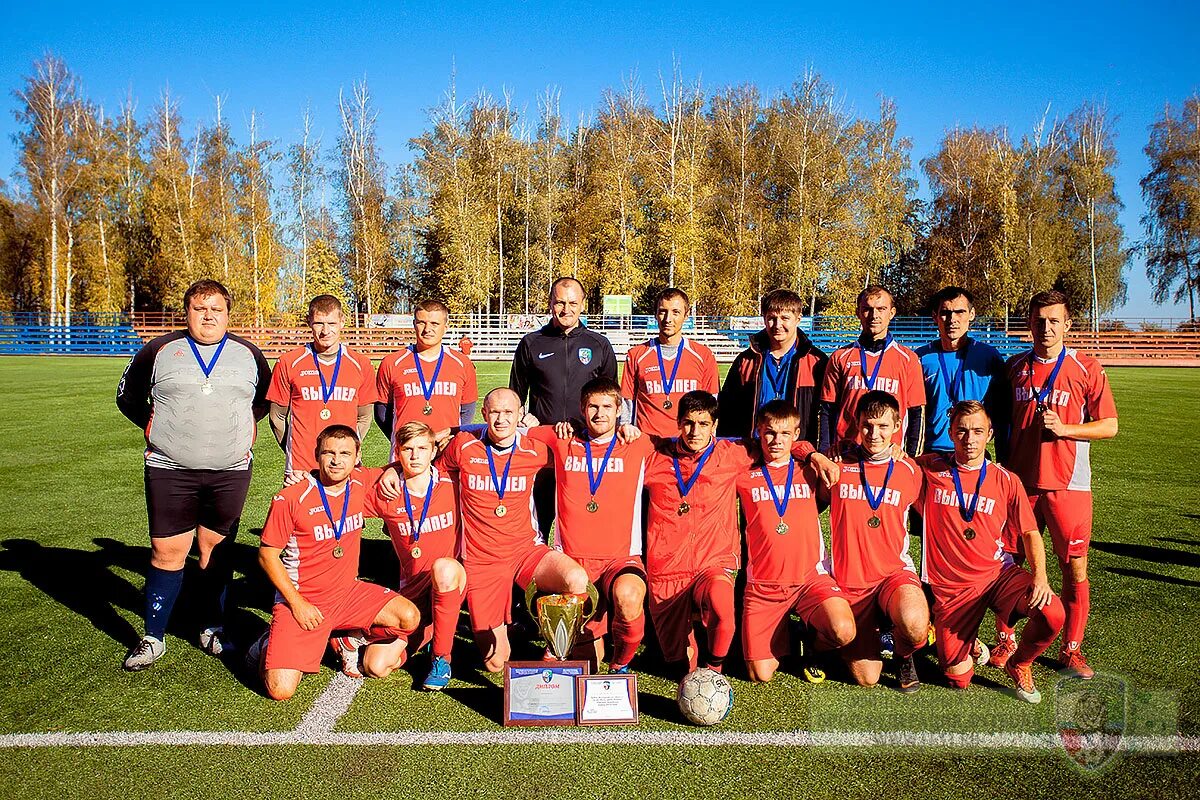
left=524, top=581, right=601, bottom=623
left=581, top=582, right=600, bottom=623
left=524, top=581, right=541, bottom=623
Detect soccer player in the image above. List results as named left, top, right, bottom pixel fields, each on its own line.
left=509, top=277, right=618, bottom=537
left=529, top=377, right=655, bottom=673
left=376, top=299, right=479, bottom=453
left=116, top=278, right=271, bottom=670
left=357, top=421, right=466, bottom=690
left=918, top=401, right=1064, bottom=702
left=824, top=391, right=928, bottom=692
left=820, top=286, right=925, bottom=456
left=995, top=290, right=1117, bottom=679
left=439, top=387, right=589, bottom=672
left=622, top=288, right=720, bottom=437
left=248, top=426, right=420, bottom=701
left=718, top=288, right=827, bottom=442
left=268, top=294, right=376, bottom=484
left=915, top=287, right=1009, bottom=457
left=737, top=400, right=856, bottom=683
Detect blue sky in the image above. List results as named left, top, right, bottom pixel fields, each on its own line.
left=2, top=1, right=1197, bottom=317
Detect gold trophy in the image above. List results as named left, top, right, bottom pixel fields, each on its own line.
left=525, top=581, right=600, bottom=660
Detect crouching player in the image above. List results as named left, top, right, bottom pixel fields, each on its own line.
left=249, top=426, right=420, bottom=701
left=825, top=391, right=928, bottom=692
left=530, top=378, right=653, bottom=673
left=918, top=401, right=1063, bottom=703
left=737, top=400, right=855, bottom=682
left=357, top=421, right=466, bottom=690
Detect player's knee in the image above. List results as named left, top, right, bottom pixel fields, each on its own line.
left=264, top=674, right=299, bottom=702
left=747, top=661, right=777, bottom=683
left=612, top=581, right=646, bottom=619
left=829, top=617, right=857, bottom=649
left=397, top=603, right=421, bottom=633
left=483, top=656, right=505, bottom=674
left=944, top=665, right=974, bottom=690
left=564, top=565, right=588, bottom=595
left=432, top=558, right=465, bottom=592
left=361, top=649, right=398, bottom=679
left=1040, top=595, right=1066, bottom=630
left=849, top=662, right=881, bottom=687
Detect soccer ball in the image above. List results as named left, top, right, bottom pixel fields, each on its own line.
left=677, top=668, right=734, bottom=726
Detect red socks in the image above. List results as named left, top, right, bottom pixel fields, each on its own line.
left=945, top=667, right=974, bottom=689
left=431, top=586, right=465, bottom=660
left=698, top=576, right=736, bottom=670
left=1059, top=579, right=1090, bottom=652
left=610, top=611, right=645, bottom=668
left=1011, top=594, right=1066, bottom=668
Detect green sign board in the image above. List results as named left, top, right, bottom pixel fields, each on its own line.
left=602, top=295, right=633, bottom=316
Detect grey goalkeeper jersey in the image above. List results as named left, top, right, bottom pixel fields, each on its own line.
left=117, top=330, right=271, bottom=470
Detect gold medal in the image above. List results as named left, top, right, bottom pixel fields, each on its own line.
left=201, top=381, right=214, bottom=395
left=332, top=545, right=344, bottom=559
left=963, top=527, right=976, bottom=540
left=410, top=545, right=422, bottom=559
left=495, top=504, right=507, bottom=517
left=319, top=407, right=331, bottom=420
left=423, top=404, right=433, bottom=416
left=868, top=515, right=881, bottom=529
left=663, top=399, right=673, bottom=410
left=678, top=501, right=690, bottom=515
left=586, top=500, right=599, bottom=513
left=776, top=521, right=789, bottom=535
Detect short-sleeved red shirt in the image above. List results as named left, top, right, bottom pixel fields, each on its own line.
left=622, top=338, right=720, bottom=437
left=820, top=339, right=926, bottom=450
left=827, top=454, right=922, bottom=592
left=736, top=459, right=827, bottom=586
left=376, top=346, right=479, bottom=455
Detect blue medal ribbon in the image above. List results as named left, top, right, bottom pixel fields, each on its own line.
left=187, top=334, right=228, bottom=382
left=310, top=344, right=343, bottom=405
left=411, top=345, right=445, bottom=404
left=857, top=335, right=893, bottom=391
left=673, top=439, right=716, bottom=501
left=763, top=344, right=795, bottom=401
left=858, top=457, right=895, bottom=511
left=654, top=339, right=684, bottom=402
left=402, top=471, right=436, bottom=543
left=1027, top=347, right=1067, bottom=410
left=484, top=439, right=515, bottom=503
left=584, top=435, right=619, bottom=499
left=950, top=459, right=988, bottom=523
left=316, top=479, right=351, bottom=548
left=937, top=338, right=969, bottom=404
left=760, top=458, right=796, bottom=521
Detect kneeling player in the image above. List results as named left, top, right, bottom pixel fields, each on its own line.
left=249, top=426, right=420, bottom=701
left=825, top=391, right=928, bottom=692
left=440, top=388, right=589, bottom=672
left=918, top=401, right=1064, bottom=703
left=738, top=401, right=855, bottom=682
left=357, top=421, right=466, bottom=690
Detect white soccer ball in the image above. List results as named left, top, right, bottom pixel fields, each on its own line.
left=677, top=668, right=734, bottom=726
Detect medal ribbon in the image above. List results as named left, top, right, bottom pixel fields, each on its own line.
left=654, top=339, right=684, bottom=401
left=310, top=344, right=343, bottom=405
left=1027, top=347, right=1067, bottom=408
left=485, top=439, right=516, bottom=504
left=187, top=334, right=228, bottom=382
left=857, top=335, right=893, bottom=391
left=316, top=479, right=351, bottom=548
left=761, top=458, right=796, bottom=521
left=763, top=344, right=794, bottom=401
left=411, top=345, right=445, bottom=404
left=937, top=338, right=969, bottom=404
left=857, top=457, right=895, bottom=511
left=402, top=471, right=436, bottom=544
left=673, top=439, right=716, bottom=501
left=950, top=459, right=988, bottom=523
left=584, top=435, right=619, bottom=499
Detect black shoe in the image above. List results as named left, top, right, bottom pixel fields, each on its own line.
left=897, top=655, right=920, bottom=694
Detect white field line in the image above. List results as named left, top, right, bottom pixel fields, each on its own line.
left=0, top=729, right=1196, bottom=751
left=294, top=673, right=363, bottom=734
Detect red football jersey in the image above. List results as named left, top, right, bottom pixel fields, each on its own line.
left=643, top=438, right=753, bottom=579
left=267, top=344, right=377, bottom=472
left=438, top=429, right=550, bottom=564
left=827, top=454, right=922, bottom=592
left=368, top=465, right=460, bottom=587
left=260, top=467, right=383, bottom=606
left=622, top=338, right=720, bottom=437
left=916, top=454, right=1036, bottom=591
left=376, top=346, right=479, bottom=455
left=820, top=339, right=926, bottom=450
left=1004, top=348, right=1118, bottom=492
left=736, top=459, right=827, bottom=585
left=528, top=427, right=655, bottom=560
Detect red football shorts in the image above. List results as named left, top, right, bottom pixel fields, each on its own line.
left=264, top=581, right=395, bottom=673
left=741, top=575, right=843, bottom=662
left=840, top=570, right=923, bottom=661
left=1028, top=489, right=1092, bottom=562
left=932, top=565, right=1037, bottom=668
left=574, top=555, right=647, bottom=641
left=463, top=542, right=554, bottom=632
left=648, top=565, right=735, bottom=662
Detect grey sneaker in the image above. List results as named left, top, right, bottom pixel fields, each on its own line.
left=123, top=635, right=166, bottom=671
left=245, top=630, right=268, bottom=672
left=897, top=655, right=921, bottom=694
left=199, top=626, right=230, bottom=656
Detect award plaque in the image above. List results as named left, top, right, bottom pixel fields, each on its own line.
left=575, top=674, right=639, bottom=726
left=502, top=661, right=589, bottom=726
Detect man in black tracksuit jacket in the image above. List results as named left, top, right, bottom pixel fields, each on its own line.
left=509, top=277, right=618, bottom=536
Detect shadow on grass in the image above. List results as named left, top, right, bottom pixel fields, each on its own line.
left=1091, top=540, right=1200, bottom=569
left=1153, top=536, right=1200, bottom=548
left=1104, top=565, right=1200, bottom=588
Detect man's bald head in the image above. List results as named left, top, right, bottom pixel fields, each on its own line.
left=482, top=387, right=524, bottom=445
left=484, top=387, right=522, bottom=412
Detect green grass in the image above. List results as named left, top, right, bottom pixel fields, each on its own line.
left=0, top=357, right=1196, bottom=798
